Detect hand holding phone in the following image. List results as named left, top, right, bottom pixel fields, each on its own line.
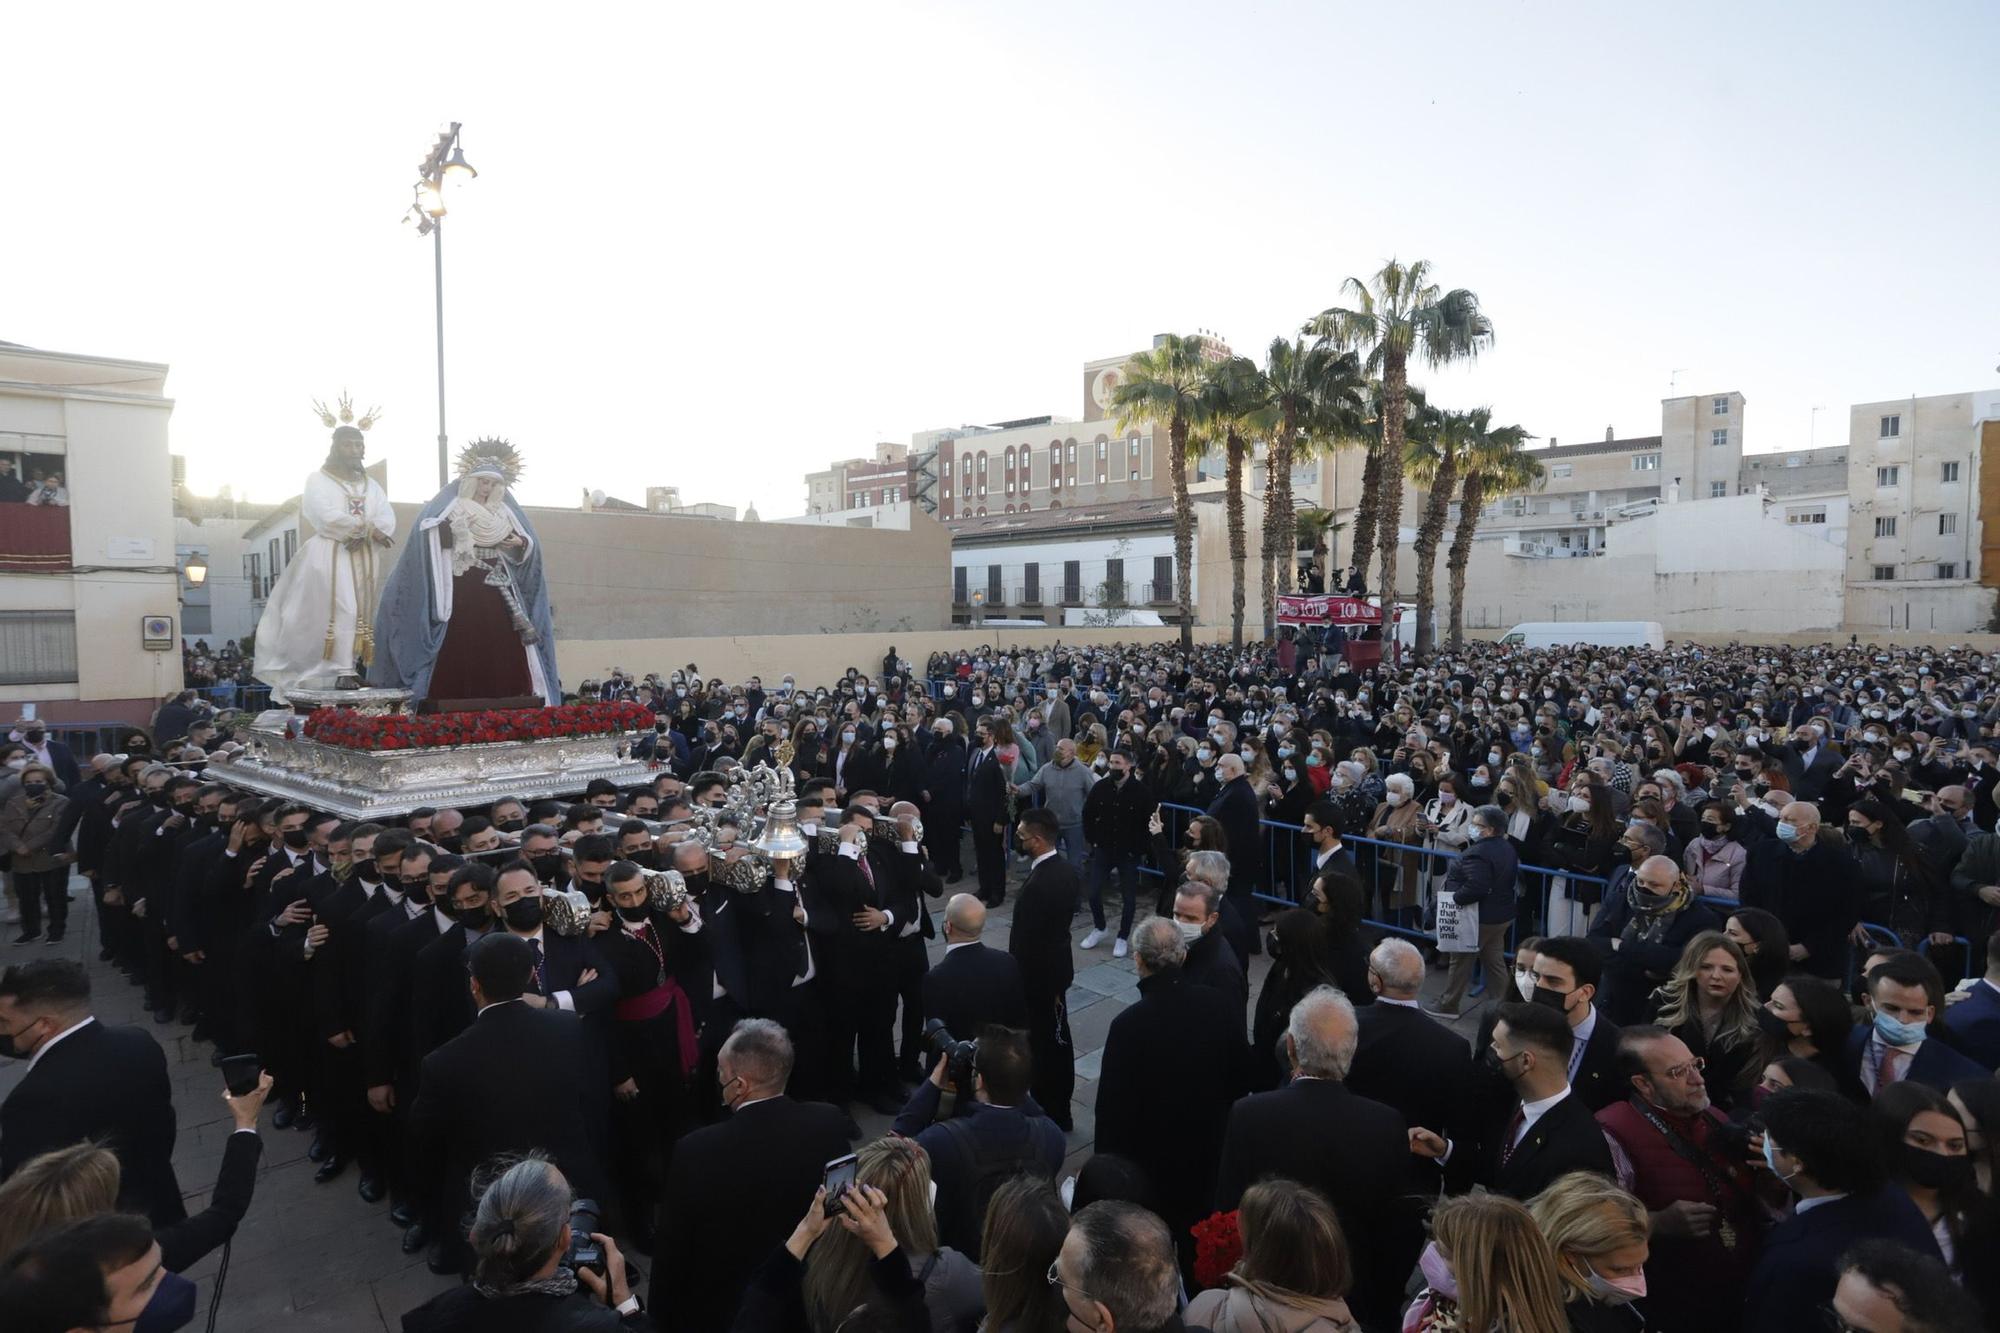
left=822, top=1153, right=859, bottom=1217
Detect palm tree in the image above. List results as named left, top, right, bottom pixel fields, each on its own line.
left=1294, top=506, right=1341, bottom=581
left=1445, top=412, right=1538, bottom=645
left=1344, top=378, right=1420, bottom=599
left=1306, top=259, right=1494, bottom=616
left=1112, top=335, right=1211, bottom=648
left=1253, top=338, right=1366, bottom=641
left=1403, top=400, right=1456, bottom=659
left=1197, top=356, right=1262, bottom=649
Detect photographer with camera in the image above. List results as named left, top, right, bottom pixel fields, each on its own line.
left=890, top=1024, right=1062, bottom=1260
left=401, top=1154, right=649, bottom=1331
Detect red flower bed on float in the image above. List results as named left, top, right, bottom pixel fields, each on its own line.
left=302, top=701, right=653, bottom=751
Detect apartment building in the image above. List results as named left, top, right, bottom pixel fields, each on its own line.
left=1846, top=390, right=2000, bottom=590
left=1409, top=391, right=1747, bottom=558
left=0, top=340, right=178, bottom=722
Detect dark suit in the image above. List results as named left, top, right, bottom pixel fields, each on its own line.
left=922, top=941, right=1028, bottom=1039
left=1214, top=1078, right=1412, bottom=1330
left=1444, top=1089, right=1615, bottom=1201
left=1572, top=1013, right=1627, bottom=1112
left=647, top=1095, right=853, bottom=1333
left=1206, top=776, right=1264, bottom=949
left=407, top=1000, right=609, bottom=1259
left=0, top=1020, right=184, bottom=1226
left=1943, top=978, right=2000, bottom=1070
left=964, top=747, right=1009, bottom=905
left=1781, top=743, right=1843, bottom=804
left=1095, top=972, right=1247, bottom=1268
left=1743, top=1187, right=1941, bottom=1333
left=1182, top=928, right=1249, bottom=1033
left=1741, top=838, right=1858, bottom=981
left=1348, top=999, right=1474, bottom=1137
left=1840, top=1024, right=1989, bottom=1098
left=1010, top=852, right=1079, bottom=1127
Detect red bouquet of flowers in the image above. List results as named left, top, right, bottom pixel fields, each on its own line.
left=302, top=700, right=652, bottom=751
left=1189, top=1209, right=1242, bottom=1290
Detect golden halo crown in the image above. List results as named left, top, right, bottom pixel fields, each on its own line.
left=312, top=391, right=382, bottom=432
left=456, top=437, right=525, bottom=487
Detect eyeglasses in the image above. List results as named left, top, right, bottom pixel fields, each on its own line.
left=1663, top=1056, right=1707, bottom=1081
left=1046, top=1258, right=1093, bottom=1305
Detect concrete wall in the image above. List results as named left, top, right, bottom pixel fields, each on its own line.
left=174, top=514, right=262, bottom=645
left=555, top=623, right=1235, bottom=688
left=1396, top=491, right=1850, bottom=635
left=368, top=499, right=954, bottom=655
left=0, top=353, right=178, bottom=723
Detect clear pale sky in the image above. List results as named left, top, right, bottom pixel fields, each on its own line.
left=6, top=2, right=1995, bottom=516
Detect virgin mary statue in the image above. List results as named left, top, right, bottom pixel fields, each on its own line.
left=369, top=438, right=560, bottom=705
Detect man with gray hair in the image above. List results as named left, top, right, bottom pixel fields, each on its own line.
left=1349, top=938, right=1475, bottom=1145
left=1214, top=984, right=1413, bottom=1329
left=649, top=1017, right=853, bottom=1328
left=1206, top=750, right=1263, bottom=950
left=1432, top=803, right=1519, bottom=1017
left=1184, top=847, right=1254, bottom=966
left=1171, top=877, right=1247, bottom=1027
left=1095, top=917, right=1248, bottom=1273
left=1054, top=1201, right=1182, bottom=1333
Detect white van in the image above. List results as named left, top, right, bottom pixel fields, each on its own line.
left=1499, top=620, right=1665, bottom=650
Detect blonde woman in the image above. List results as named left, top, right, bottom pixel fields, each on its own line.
left=1647, top=930, right=1765, bottom=1108
left=1526, top=1172, right=1651, bottom=1332
left=802, top=1137, right=980, bottom=1333
left=1405, top=1193, right=1568, bottom=1333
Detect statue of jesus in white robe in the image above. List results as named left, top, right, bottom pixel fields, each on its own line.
left=252, top=426, right=396, bottom=703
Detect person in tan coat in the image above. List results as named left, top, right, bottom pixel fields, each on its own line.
left=1186, top=1179, right=1360, bottom=1333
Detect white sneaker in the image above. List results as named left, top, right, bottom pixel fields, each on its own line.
left=1113, top=937, right=1130, bottom=959
left=1080, top=929, right=1106, bottom=950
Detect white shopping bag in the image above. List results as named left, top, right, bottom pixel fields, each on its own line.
left=1434, top=892, right=1481, bottom=954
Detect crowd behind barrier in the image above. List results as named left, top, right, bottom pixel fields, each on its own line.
left=4, top=632, right=2000, bottom=1333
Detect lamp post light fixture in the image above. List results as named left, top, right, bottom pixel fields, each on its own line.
left=183, top=554, right=209, bottom=588
left=405, top=122, right=477, bottom=488
left=970, top=588, right=986, bottom=629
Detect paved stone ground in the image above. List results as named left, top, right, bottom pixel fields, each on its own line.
left=0, top=862, right=1485, bottom=1331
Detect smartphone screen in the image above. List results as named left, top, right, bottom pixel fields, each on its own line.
left=822, top=1153, right=858, bottom=1215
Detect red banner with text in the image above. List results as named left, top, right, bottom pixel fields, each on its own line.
left=1274, top=594, right=1383, bottom=627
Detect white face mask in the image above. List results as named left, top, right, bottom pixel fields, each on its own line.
left=1487, top=751, right=1502, bottom=766
left=1515, top=969, right=1535, bottom=1001
left=1173, top=918, right=1205, bottom=943
left=1569, top=795, right=1590, bottom=813
left=1893, top=748, right=1912, bottom=761
left=882, top=737, right=897, bottom=751
left=1386, top=791, right=1407, bottom=807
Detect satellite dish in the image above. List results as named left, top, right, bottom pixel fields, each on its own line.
left=589, top=489, right=606, bottom=507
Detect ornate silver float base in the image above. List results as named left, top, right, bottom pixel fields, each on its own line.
left=205, top=711, right=652, bottom=820
left=284, top=685, right=415, bottom=716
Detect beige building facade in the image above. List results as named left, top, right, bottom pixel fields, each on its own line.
left=0, top=342, right=179, bottom=724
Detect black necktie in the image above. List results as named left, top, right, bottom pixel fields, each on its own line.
left=529, top=938, right=546, bottom=993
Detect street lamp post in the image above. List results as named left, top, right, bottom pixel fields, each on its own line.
left=405, top=123, right=478, bottom=488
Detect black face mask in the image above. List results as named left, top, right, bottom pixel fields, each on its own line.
left=617, top=903, right=652, bottom=923
left=353, top=856, right=377, bottom=881
left=400, top=877, right=428, bottom=895
left=531, top=855, right=566, bottom=884
left=1899, top=1143, right=1974, bottom=1193
left=453, top=903, right=491, bottom=930
left=503, top=897, right=546, bottom=931
left=23, top=730, right=45, bottom=745
left=1531, top=985, right=1574, bottom=1015
left=21, top=782, right=47, bottom=799
left=1755, top=1006, right=1792, bottom=1040
left=282, top=828, right=311, bottom=850
left=0, top=1020, right=43, bottom=1061
left=436, top=835, right=463, bottom=853
left=495, top=818, right=525, bottom=834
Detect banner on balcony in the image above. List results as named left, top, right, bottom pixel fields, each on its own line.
left=1274, top=594, right=1383, bottom=627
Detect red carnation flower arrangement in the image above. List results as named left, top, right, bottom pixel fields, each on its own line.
left=302, top=700, right=651, bottom=752
left=1189, top=1209, right=1242, bottom=1290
